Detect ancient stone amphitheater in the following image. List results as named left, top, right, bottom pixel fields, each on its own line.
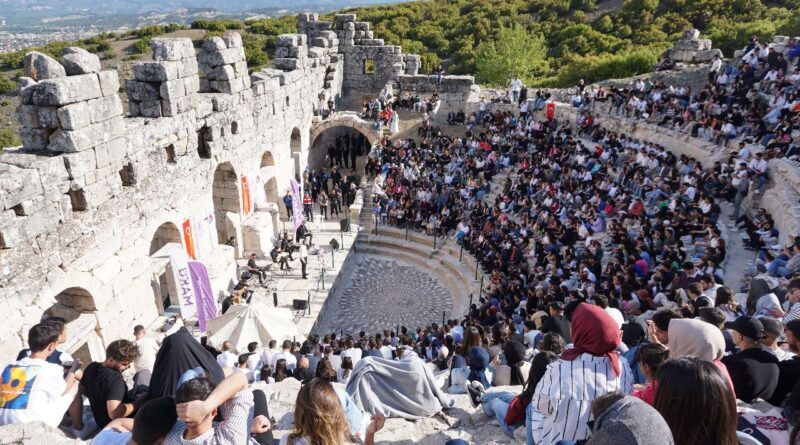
left=3, top=11, right=800, bottom=445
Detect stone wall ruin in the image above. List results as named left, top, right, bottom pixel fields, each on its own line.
left=0, top=13, right=475, bottom=362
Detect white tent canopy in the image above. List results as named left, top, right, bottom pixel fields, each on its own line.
left=205, top=303, right=301, bottom=353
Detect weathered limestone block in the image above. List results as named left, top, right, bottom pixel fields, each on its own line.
left=276, top=34, right=301, bottom=47
left=335, top=14, right=356, bottom=23
left=161, top=94, right=197, bottom=117
left=232, top=61, right=248, bottom=77
left=93, top=137, right=127, bottom=168
left=18, top=127, right=52, bottom=150
left=206, top=48, right=245, bottom=67
left=210, top=65, right=236, bottom=81
left=98, top=70, right=120, bottom=97
left=179, top=57, right=199, bottom=77
left=56, top=101, right=91, bottom=130
left=274, top=58, right=300, bottom=71
left=210, top=76, right=245, bottom=94
left=0, top=164, right=43, bottom=210
left=16, top=105, right=59, bottom=129
left=184, top=75, right=200, bottom=94
left=692, top=49, right=723, bottom=63
left=308, top=47, right=326, bottom=59
left=150, top=38, right=195, bottom=61
left=159, top=78, right=186, bottom=100
left=223, top=33, right=243, bottom=49
left=27, top=73, right=102, bottom=106
left=125, top=80, right=161, bottom=101
left=86, top=95, right=123, bottom=124
left=23, top=51, right=66, bottom=81
left=60, top=47, right=101, bottom=75
left=139, top=100, right=162, bottom=118
left=133, top=61, right=180, bottom=82
left=48, top=116, right=124, bottom=153
left=203, top=37, right=227, bottom=52
left=62, top=150, right=97, bottom=180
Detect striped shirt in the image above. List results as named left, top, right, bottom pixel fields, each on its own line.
left=529, top=353, right=633, bottom=445
left=164, top=389, right=257, bottom=445
left=784, top=302, right=800, bottom=325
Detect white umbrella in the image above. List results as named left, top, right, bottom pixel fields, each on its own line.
left=205, top=302, right=300, bottom=353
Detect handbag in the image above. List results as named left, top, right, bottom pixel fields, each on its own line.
left=504, top=393, right=532, bottom=426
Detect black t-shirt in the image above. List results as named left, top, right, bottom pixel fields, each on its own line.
left=769, top=356, right=800, bottom=406
left=540, top=315, right=572, bottom=344
left=721, top=347, right=780, bottom=403
left=81, top=362, right=130, bottom=428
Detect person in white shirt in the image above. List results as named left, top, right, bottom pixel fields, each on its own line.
left=245, top=342, right=261, bottom=373
left=270, top=340, right=298, bottom=371
left=528, top=303, right=633, bottom=444
left=133, top=325, right=160, bottom=374
left=748, top=152, right=768, bottom=193
left=510, top=76, right=523, bottom=102
left=0, top=320, right=81, bottom=427
left=340, top=338, right=363, bottom=366
left=709, top=55, right=722, bottom=83
left=378, top=338, right=394, bottom=360
left=216, top=341, right=238, bottom=369
left=260, top=340, right=280, bottom=371
left=299, top=242, right=309, bottom=279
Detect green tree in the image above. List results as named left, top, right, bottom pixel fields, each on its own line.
left=475, top=24, right=548, bottom=85
left=0, top=128, right=20, bottom=149
left=241, top=34, right=268, bottom=72
left=0, top=73, right=15, bottom=95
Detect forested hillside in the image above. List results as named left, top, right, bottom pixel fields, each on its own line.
left=338, top=0, right=800, bottom=87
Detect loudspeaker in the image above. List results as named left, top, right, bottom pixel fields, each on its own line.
left=339, top=218, right=350, bottom=232
left=329, top=238, right=340, bottom=250
left=293, top=299, right=307, bottom=311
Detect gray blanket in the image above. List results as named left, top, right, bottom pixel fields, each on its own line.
left=345, top=355, right=453, bottom=420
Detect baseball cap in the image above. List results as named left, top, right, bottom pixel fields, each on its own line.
left=176, top=367, right=206, bottom=391
left=731, top=316, right=765, bottom=340
left=760, top=317, right=784, bottom=338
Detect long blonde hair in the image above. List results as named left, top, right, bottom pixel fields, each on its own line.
left=289, top=379, right=352, bottom=445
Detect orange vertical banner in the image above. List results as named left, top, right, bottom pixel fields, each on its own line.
left=241, top=176, right=251, bottom=216
left=183, top=219, right=197, bottom=260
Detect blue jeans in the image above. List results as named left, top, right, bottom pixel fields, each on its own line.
left=482, top=391, right=516, bottom=437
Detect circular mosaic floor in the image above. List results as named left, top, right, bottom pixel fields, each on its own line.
left=318, top=255, right=453, bottom=336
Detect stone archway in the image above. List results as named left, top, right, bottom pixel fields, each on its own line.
left=149, top=222, right=183, bottom=314
left=43, top=287, right=104, bottom=365
left=290, top=128, right=303, bottom=180
left=309, top=112, right=378, bottom=171
left=212, top=162, right=241, bottom=255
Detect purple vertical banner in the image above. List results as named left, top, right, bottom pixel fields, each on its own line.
left=188, top=261, right=217, bottom=332
left=290, top=178, right=304, bottom=231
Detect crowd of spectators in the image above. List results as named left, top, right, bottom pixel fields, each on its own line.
left=4, top=36, right=800, bottom=445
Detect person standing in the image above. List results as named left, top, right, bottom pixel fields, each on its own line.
left=302, top=192, right=313, bottom=221
left=731, top=170, right=750, bottom=220
left=318, top=190, right=329, bottom=221
left=282, top=191, right=293, bottom=219
left=299, top=242, right=309, bottom=279
left=133, top=325, right=160, bottom=378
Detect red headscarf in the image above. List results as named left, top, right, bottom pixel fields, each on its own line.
left=560, top=303, right=622, bottom=376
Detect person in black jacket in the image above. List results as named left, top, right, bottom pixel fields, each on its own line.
left=540, top=301, right=572, bottom=344
left=721, top=316, right=779, bottom=403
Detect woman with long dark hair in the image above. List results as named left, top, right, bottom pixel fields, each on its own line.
left=316, top=357, right=338, bottom=383
left=654, top=357, right=738, bottom=445
left=274, top=359, right=291, bottom=383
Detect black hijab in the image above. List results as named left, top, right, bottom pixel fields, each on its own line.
left=504, top=340, right=528, bottom=386
left=148, top=327, right=225, bottom=399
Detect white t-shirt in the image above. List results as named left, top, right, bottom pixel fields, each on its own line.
left=217, top=351, right=238, bottom=369
left=91, top=429, right=131, bottom=445
left=270, top=351, right=297, bottom=371
left=134, top=337, right=159, bottom=372
left=341, top=348, right=363, bottom=366
left=0, top=357, right=72, bottom=427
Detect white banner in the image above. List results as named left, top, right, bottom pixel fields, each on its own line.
left=168, top=251, right=197, bottom=320
left=193, top=206, right=216, bottom=259
left=249, top=169, right=266, bottom=207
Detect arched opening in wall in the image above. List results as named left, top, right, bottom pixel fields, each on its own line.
left=149, top=222, right=182, bottom=313
left=43, top=287, right=99, bottom=367
left=260, top=151, right=275, bottom=168
left=290, top=128, right=302, bottom=180
left=231, top=121, right=239, bottom=135
left=265, top=176, right=278, bottom=205
left=197, top=126, right=212, bottom=159
left=309, top=125, right=374, bottom=174
left=212, top=162, right=241, bottom=249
